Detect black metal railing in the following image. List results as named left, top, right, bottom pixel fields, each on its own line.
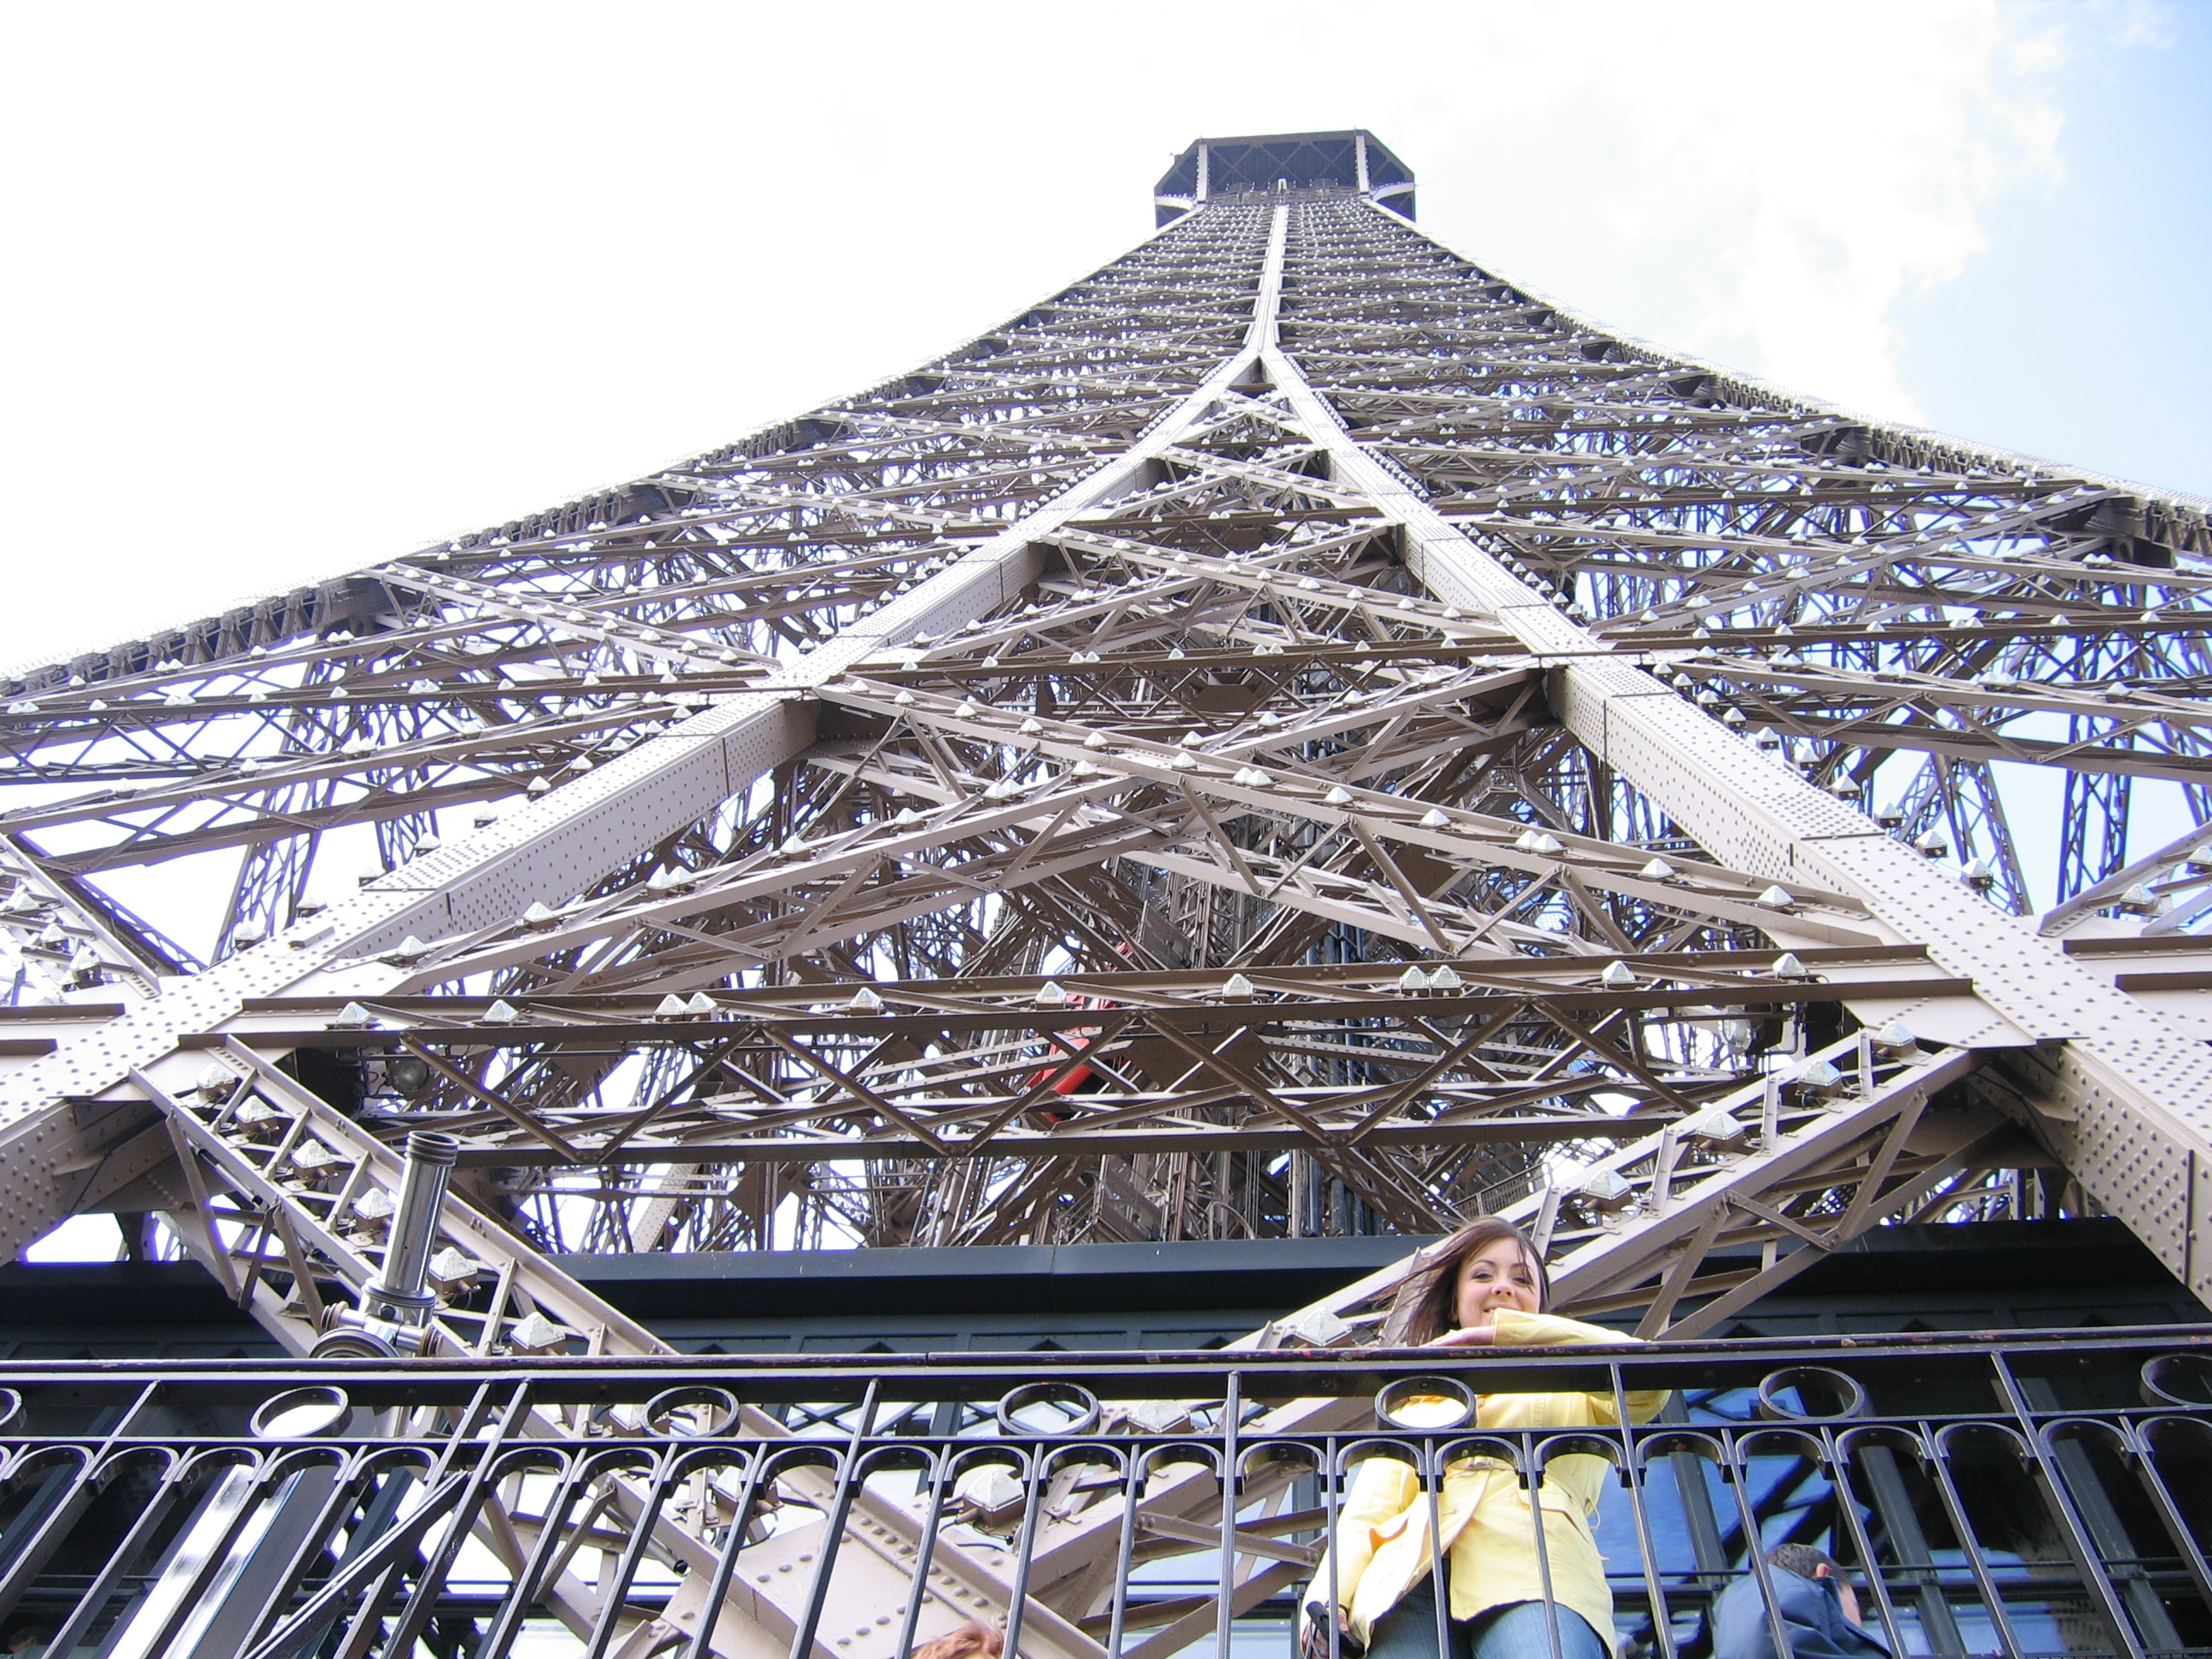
left=0, top=1326, right=2205, bottom=1659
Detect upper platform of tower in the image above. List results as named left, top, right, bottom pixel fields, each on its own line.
left=1152, top=130, right=1414, bottom=226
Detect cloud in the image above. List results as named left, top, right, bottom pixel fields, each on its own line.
left=1379, top=2, right=2064, bottom=423
left=0, top=1, right=2080, bottom=667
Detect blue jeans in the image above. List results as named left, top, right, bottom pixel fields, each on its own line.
left=1364, top=1580, right=1609, bottom=1659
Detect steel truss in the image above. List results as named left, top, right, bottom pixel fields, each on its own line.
left=0, top=127, right=2207, bottom=1654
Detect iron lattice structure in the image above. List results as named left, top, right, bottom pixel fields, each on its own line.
left=0, top=129, right=2208, bottom=1354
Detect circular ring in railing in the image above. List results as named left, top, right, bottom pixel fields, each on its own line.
left=1376, top=1376, right=1479, bottom=1433
left=250, top=1386, right=352, bottom=1441
left=643, top=1387, right=740, bottom=1438
left=0, top=1390, right=20, bottom=1434
left=2140, top=1353, right=2212, bottom=1408
left=995, top=1382, right=1103, bottom=1438
left=1755, top=1366, right=1867, bottom=1423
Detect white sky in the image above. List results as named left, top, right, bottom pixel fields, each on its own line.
left=3, top=0, right=2180, bottom=675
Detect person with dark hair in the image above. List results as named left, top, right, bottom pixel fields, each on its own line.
left=911, top=1623, right=1004, bottom=1659
left=1301, top=1218, right=1671, bottom=1659
left=1710, top=1545, right=1888, bottom=1659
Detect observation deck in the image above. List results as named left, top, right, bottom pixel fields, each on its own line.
left=1154, top=129, right=1415, bottom=224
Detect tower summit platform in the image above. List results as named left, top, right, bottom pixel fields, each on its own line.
left=1153, top=128, right=1415, bottom=223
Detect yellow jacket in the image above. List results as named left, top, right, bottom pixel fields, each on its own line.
left=1307, top=1311, right=1668, bottom=1651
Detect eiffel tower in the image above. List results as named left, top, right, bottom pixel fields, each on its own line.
left=1, top=124, right=2208, bottom=1655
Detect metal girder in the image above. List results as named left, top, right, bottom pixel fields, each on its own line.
left=0, top=198, right=1290, bottom=1260
left=0, top=138, right=2206, bottom=1659
left=1250, top=196, right=2212, bottom=1301
left=1227, top=1030, right=1997, bottom=1346
left=0, top=165, right=2203, bottom=1312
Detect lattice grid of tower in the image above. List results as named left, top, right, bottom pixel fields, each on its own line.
left=0, top=127, right=2208, bottom=1359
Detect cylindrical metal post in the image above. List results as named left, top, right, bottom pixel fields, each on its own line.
left=364, top=1131, right=459, bottom=1324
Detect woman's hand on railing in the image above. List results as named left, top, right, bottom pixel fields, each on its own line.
left=1424, top=1324, right=1498, bottom=1348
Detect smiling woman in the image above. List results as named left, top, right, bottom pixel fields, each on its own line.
left=1391, top=1217, right=1552, bottom=1347
left=1303, top=1218, right=1670, bottom=1659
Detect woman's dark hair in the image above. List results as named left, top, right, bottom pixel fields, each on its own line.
left=1383, top=1217, right=1549, bottom=1345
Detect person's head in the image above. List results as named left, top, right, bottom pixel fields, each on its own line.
left=1389, top=1218, right=1548, bottom=1344
left=1767, top=1545, right=1860, bottom=1626
left=911, top=1625, right=1003, bottom=1659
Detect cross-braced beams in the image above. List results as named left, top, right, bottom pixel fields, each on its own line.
left=0, top=144, right=2207, bottom=1659
left=0, top=163, right=2205, bottom=1323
